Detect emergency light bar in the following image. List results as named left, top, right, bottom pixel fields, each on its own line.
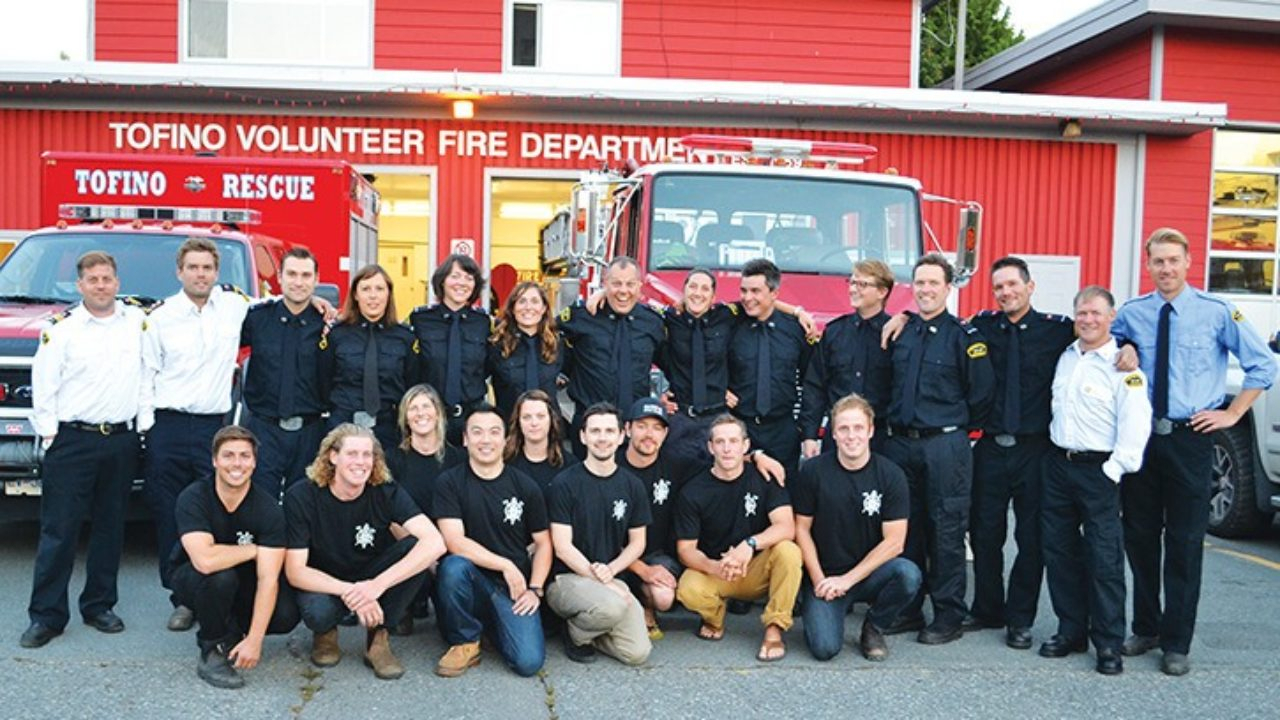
left=58, top=204, right=262, bottom=225
left=679, top=134, right=878, bottom=166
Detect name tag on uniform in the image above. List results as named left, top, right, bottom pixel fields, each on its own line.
left=1154, top=418, right=1173, bottom=436
left=352, top=411, right=377, bottom=429
left=278, top=416, right=303, bottom=432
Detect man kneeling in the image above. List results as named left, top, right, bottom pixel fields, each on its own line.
left=172, top=426, right=300, bottom=689
left=284, top=424, right=445, bottom=679
left=793, top=395, right=921, bottom=662
left=675, top=415, right=802, bottom=662
left=434, top=405, right=551, bottom=678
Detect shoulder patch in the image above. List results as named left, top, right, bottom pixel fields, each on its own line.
left=1124, top=372, right=1145, bottom=388
left=412, top=339, right=421, bottom=354
left=220, top=283, right=250, bottom=301
left=40, top=330, right=50, bottom=345
left=967, top=342, right=988, bottom=359
left=1232, top=309, right=1244, bottom=323
left=559, top=306, right=572, bottom=322
left=318, top=334, right=328, bottom=350
left=726, top=302, right=739, bottom=317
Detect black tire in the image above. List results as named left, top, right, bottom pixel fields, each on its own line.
left=1208, top=424, right=1273, bottom=539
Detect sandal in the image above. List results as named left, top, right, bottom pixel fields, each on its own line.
left=696, top=623, right=724, bottom=641
left=757, top=635, right=786, bottom=662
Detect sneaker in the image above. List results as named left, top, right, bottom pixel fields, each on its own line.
left=310, top=628, right=341, bottom=667
left=436, top=641, right=482, bottom=678
left=364, top=628, right=405, bottom=680
left=197, top=643, right=245, bottom=689
left=167, top=605, right=195, bottom=632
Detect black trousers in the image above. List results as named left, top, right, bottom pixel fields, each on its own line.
left=1122, top=428, right=1213, bottom=655
left=245, top=414, right=325, bottom=502
left=28, top=426, right=139, bottom=630
left=737, top=413, right=801, bottom=480
left=881, top=430, right=972, bottom=628
left=969, top=433, right=1049, bottom=629
left=1042, top=450, right=1125, bottom=652
left=296, top=536, right=426, bottom=632
left=171, top=560, right=300, bottom=645
left=664, top=412, right=714, bottom=471
left=143, top=410, right=224, bottom=602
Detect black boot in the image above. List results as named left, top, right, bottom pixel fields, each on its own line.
left=197, top=640, right=245, bottom=690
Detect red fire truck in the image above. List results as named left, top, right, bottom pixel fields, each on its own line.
left=542, top=134, right=982, bottom=324
left=0, top=152, right=378, bottom=508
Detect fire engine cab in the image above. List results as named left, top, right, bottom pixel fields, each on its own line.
left=542, top=134, right=983, bottom=325
left=0, top=152, right=379, bottom=508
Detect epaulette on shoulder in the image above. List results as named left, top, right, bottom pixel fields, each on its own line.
left=220, top=283, right=250, bottom=301
left=974, top=309, right=1000, bottom=318
left=48, top=308, right=72, bottom=325
left=144, top=299, right=166, bottom=315
left=1044, top=312, right=1072, bottom=324
left=121, top=296, right=145, bottom=308
left=1120, top=292, right=1155, bottom=307
left=959, top=318, right=980, bottom=334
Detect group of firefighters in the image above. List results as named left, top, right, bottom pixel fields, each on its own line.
left=17, top=225, right=1276, bottom=689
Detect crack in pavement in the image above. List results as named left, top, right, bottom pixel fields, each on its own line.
left=536, top=668, right=558, bottom=720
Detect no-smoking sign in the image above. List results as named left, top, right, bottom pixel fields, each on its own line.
left=450, top=237, right=475, bottom=257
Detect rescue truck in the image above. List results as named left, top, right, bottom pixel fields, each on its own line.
left=0, top=152, right=378, bottom=508
left=541, top=134, right=982, bottom=324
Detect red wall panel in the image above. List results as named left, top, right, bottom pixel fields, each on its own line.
left=1161, top=27, right=1280, bottom=123
left=1002, top=31, right=1151, bottom=99
left=94, top=0, right=179, bottom=62
left=374, top=0, right=503, bottom=71
left=622, top=0, right=914, bottom=86
left=0, top=109, right=1117, bottom=317
left=1139, top=132, right=1214, bottom=293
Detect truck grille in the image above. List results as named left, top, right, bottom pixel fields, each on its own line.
left=0, top=368, right=33, bottom=408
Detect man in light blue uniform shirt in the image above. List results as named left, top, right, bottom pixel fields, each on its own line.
left=1112, top=227, right=1277, bottom=676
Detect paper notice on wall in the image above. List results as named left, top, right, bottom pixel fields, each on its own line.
left=450, top=238, right=476, bottom=257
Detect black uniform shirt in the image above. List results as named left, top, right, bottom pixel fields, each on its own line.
left=727, top=310, right=812, bottom=419
left=318, top=320, right=419, bottom=416
left=791, top=452, right=908, bottom=576
left=510, top=452, right=580, bottom=498
left=559, top=302, right=665, bottom=409
left=617, top=447, right=701, bottom=558
left=969, top=309, right=1076, bottom=435
left=171, top=482, right=286, bottom=567
left=887, top=311, right=995, bottom=430
left=240, top=300, right=327, bottom=418
left=800, top=310, right=893, bottom=439
left=548, top=462, right=651, bottom=574
left=674, top=464, right=789, bottom=559
left=433, top=464, right=549, bottom=579
left=408, top=304, right=491, bottom=407
left=486, top=333, right=564, bottom=419
left=284, top=480, right=422, bottom=581
left=659, top=303, right=736, bottom=412
left=385, top=443, right=465, bottom=520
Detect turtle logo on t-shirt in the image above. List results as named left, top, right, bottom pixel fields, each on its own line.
left=236, top=530, right=254, bottom=546
left=502, top=496, right=525, bottom=526
left=354, top=522, right=376, bottom=549
left=862, top=490, right=883, bottom=517
left=653, top=478, right=670, bottom=506
left=744, top=492, right=759, bottom=517
left=612, top=499, right=627, bottom=521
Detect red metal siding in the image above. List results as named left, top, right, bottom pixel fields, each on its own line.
left=94, top=0, right=179, bottom=62
left=1161, top=27, right=1280, bottom=123
left=1001, top=31, right=1151, bottom=99
left=0, top=109, right=1117, bottom=317
left=1139, top=132, right=1214, bottom=294
left=374, top=0, right=503, bottom=71
left=622, top=0, right=914, bottom=86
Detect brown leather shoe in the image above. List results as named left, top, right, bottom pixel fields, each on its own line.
left=364, top=627, right=405, bottom=680
left=310, top=629, right=341, bottom=667
left=435, top=641, right=482, bottom=678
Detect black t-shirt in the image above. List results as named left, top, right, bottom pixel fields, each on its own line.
left=171, top=482, right=286, bottom=567
left=284, top=480, right=423, bottom=581
left=385, top=443, right=465, bottom=520
left=548, top=462, right=651, bottom=574
left=617, top=447, right=699, bottom=558
left=433, top=463, right=549, bottom=579
left=675, top=465, right=789, bottom=559
left=791, top=452, right=909, bottom=576
left=510, top=451, right=580, bottom=499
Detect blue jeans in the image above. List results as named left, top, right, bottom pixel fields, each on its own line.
left=435, top=555, right=545, bottom=677
left=802, top=557, right=922, bottom=661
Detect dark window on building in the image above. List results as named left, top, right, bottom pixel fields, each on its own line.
left=512, top=3, right=539, bottom=67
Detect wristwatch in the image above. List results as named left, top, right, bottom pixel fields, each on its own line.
left=745, top=537, right=759, bottom=553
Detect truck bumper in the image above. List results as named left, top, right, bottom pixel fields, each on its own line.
left=0, top=418, right=42, bottom=497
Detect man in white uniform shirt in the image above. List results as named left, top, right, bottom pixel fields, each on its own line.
left=21, top=252, right=146, bottom=649
left=1039, top=286, right=1151, bottom=676
left=141, top=237, right=252, bottom=632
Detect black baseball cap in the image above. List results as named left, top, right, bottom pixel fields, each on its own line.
left=627, top=397, right=668, bottom=426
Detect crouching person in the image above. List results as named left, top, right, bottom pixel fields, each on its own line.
left=434, top=405, right=551, bottom=678
left=172, top=426, right=300, bottom=689
left=284, top=424, right=446, bottom=679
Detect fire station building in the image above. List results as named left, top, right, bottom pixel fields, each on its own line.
left=0, top=0, right=1272, bottom=318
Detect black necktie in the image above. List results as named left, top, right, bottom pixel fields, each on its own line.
left=278, top=314, right=298, bottom=418
left=362, top=325, right=380, bottom=415
left=524, top=334, right=539, bottom=392
left=756, top=322, right=772, bottom=416
left=1155, top=302, right=1172, bottom=419
left=899, top=323, right=925, bottom=425
left=445, top=313, right=462, bottom=406
left=856, top=319, right=873, bottom=392
left=615, top=316, right=633, bottom=408
left=691, top=318, right=708, bottom=409
left=1004, top=322, right=1022, bottom=433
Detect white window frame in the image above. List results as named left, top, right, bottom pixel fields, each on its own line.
left=502, top=0, right=622, bottom=75
left=1205, top=129, right=1280, bottom=298
left=179, top=0, right=374, bottom=68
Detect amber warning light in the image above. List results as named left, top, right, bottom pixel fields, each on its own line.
left=678, top=134, right=878, bottom=167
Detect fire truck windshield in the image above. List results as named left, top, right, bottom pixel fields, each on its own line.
left=0, top=232, right=251, bottom=304
left=649, top=172, right=920, bottom=281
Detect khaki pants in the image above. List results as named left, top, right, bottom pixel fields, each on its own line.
left=677, top=540, right=803, bottom=632
left=546, top=573, right=652, bottom=666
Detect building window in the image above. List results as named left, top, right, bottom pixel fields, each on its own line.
left=1207, top=130, right=1280, bottom=295
left=186, top=0, right=371, bottom=66
left=505, top=0, right=619, bottom=75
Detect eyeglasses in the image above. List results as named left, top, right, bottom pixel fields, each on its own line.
left=849, top=279, right=881, bottom=289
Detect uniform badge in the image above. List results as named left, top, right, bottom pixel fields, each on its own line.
left=1124, top=372, right=1145, bottom=389
left=612, top=499, right=627, bottom=521
left=354, top=522, right=376, bottom=549
left=1232, top=309, right=1244, bottom=322
left=559, top=306, right=572, bottom=323
left=318, top=335, right=328, bottom=350
left=652, top=478, right=670, bottom=506
left=744, top=492, right=759, bottom=517
left=967, top=342, right=988, bottom=359
left=502, top=496, right=524, bottom=526
left=862, top=490, right=883, bottom=517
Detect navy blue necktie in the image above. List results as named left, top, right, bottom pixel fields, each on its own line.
left=755, top=322, right=772, bottom=416
left=362, top=325, right=380, bottom=415
left=1003, top=322, right=1021, bottom=433
left=691, top=318, right=708, bottom=409
left=615, top=317, right=633, bottom=408
left=523, top=334, right=539, bottom=393
left=278, top=314, right=298, bottom=418
left=445, top=313, right=462, bottom=406
left=1154, top=303, right=1172, bottom=419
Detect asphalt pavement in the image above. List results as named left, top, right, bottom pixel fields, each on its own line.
left=1, top=517, right=1277, bottom=719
